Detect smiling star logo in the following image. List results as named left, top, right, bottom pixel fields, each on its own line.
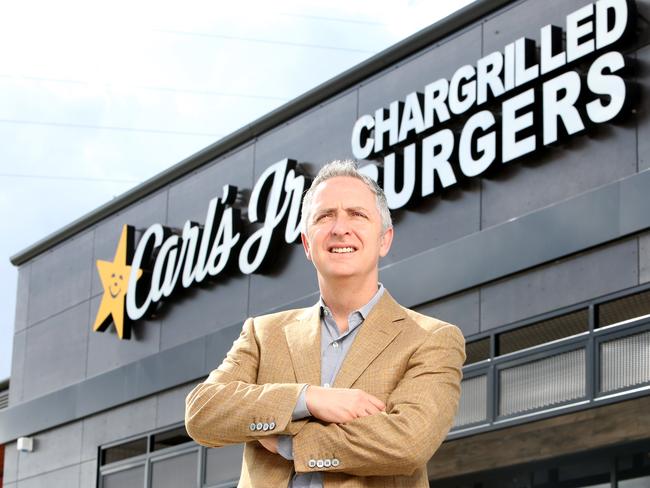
left=92, top=224, right=143, bottom=339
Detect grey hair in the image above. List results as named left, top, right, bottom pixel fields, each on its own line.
left=300, top=160, right=392, bottom=234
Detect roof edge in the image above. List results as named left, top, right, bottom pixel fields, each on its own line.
left=11, top=0, right=513, bottom=266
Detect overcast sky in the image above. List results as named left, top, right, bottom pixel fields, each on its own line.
left=0, top=0, right=474, bottom=382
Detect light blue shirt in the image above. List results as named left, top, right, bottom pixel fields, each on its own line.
left=277, top=284, right=385, bottom=488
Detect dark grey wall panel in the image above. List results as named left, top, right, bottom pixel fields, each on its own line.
left=482, top=0, right=590, bottom=54
left=413, top=289, right=480, bottom=337
left=357, top=26, right=482, bottom=115
left=253, top=90, right=358, bottom=179
left=86, top=294, right=161, bottom=378
left=17, top=420, right=82, bottom=480
left=384, top=179, right=481, bottom=266
left=163, top=146, right=255, bottom=349
left=480, top=125, right=638, bottom=229
left=16, top=464, right=80, bottom=488
left=156, top=382, right=196, bottom=428
left=91, top=189, right=168, bottom=297
left=641, top=231, right=650, bottom=284
left=22, top=301, right=90, bottom=402
left=167, top=145, right=254, bottom=227
left=382, top=169, right=650, bottom=310
left=637, top=45, right=650, bottom=173
left=248, top=244, right=318, bottom=317
left=8, top=331, right=25, bottom=406
left=80, top=396, right=157, bottom=462
left=159, top=275, right=249, bottom=351
left=13, top=264, right=30, bottom=333
left=3, top=441, right=17, bottom=484
left=27, top=231, right=93, bottom=327
left=480, top=237, right=638, bottom=331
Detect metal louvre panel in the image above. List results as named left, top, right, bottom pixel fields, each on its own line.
left=600, top=331, right=650, bottom=393
left=0, top=389, right=8, bottom=410
left=453, top=375, right=487, bottom=427
left=499, top=349, right=586, bottom=417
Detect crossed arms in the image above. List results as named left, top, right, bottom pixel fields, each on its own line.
left=185, top=315, right=465, bottom=477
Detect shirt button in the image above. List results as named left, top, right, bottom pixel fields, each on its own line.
left=332, top=341, right=339, bottom=349
left=324, top=383, right=330, bottom=388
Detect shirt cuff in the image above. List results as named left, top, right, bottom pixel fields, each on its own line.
left=291, top=384, right=311, bottom=420
left=276, top=435, right=294, bottom=460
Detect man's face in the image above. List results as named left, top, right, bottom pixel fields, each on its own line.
left=301, top=176, right=393, bottom=283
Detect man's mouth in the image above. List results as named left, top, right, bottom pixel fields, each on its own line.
left=329, top=246, right=357, bottom=254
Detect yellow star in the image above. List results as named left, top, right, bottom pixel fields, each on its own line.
left=92, top=224, right=143, bottom=339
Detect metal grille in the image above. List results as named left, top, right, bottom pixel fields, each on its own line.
left=0, top=389, right=8, bottom=410
left=600, top=330, right=650, bottom=393
left=499, top=349, right=586, bottom=417
left=598, top=289, right=650, bottom=327
left=498, top=309, right=588, bottom=355
left=453, top=375, right=487, bottom=427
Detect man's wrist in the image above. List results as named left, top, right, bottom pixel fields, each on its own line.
left=292, top=384, right=311, bottom=420
left=276, top=435, right=294, bottom=460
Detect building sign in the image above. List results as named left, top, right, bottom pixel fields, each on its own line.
left=93, top=159, right=308, bottom=339
left=351, top=0, right=634, bottom=209
left=93, top=0, right=635, bottom=339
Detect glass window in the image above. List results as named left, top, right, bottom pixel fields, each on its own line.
left=204, top=444, right=244, bottom=486
left=101, top=465, right=145, bottom=488
left=150, top=451, right=198, bottom=488
left=101, top=438, right=147, bottom=466
left=152, top=426, right=192, bottom=452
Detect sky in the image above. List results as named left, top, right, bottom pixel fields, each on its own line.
left=0, top=0, right=475, bottom=382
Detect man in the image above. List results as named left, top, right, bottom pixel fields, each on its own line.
left=185, top=160, right=466, bottom=487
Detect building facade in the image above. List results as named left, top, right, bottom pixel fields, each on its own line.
left=3, top=0, right=650, bottom=486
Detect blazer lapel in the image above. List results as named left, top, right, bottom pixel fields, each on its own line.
left=284, top=304, right=321, bottom=386
left=333, top=291, right=405, bottom=389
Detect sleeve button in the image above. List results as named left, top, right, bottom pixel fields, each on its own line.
left=308, top=459, right=317, bottom=468
left=256, top=422, right=263, bottom=431
left=324, top=459, right=332, bottom=467
left=331, top=458, right=340, bottom=467
left=249, top=423, right=257, bottom=431
left=269, top=421, right=276, bottom=430
left=262, top=423, right=269, bottom=431
left=316, top=459, right=324, bottom=468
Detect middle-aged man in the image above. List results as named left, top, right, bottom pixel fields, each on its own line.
left=185, top=160, right=466, bottom=488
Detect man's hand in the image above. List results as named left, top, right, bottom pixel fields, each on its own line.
left=305, top=386, right=386, bottom=423
left=258, top=435, right=279, bottom=454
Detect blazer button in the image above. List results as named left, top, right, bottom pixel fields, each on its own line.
left=308, top=459, right=317, bottom=468
left=269, top=422, right=276, bottom=430
left=256, top=422, right=263, bottom=431
left=316, top=459, right=324, bottom=468
left=249, top=423, right=257, bottom=431
left=331, top=458, right=340, bottom=467
left=262, top=423, right=269, bottom=431
left=324, top=459, right=332, bottom=468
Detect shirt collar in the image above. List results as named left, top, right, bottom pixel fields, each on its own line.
left=319, top=282, right=385, bottom=322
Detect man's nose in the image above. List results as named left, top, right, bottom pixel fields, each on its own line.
left=330, top=215, right=352, bottom=235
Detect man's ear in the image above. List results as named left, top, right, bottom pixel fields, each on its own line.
left=379, top=227, right=394, bottom=258
left=301, top=232, right=312, bottom=261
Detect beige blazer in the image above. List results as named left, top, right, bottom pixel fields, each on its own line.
left=185, top=291, right=465, bottom=487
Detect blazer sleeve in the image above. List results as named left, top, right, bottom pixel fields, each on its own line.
left=291, top=324, right=465, bottom=477
left=185, top=317, right=308, bottom=448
